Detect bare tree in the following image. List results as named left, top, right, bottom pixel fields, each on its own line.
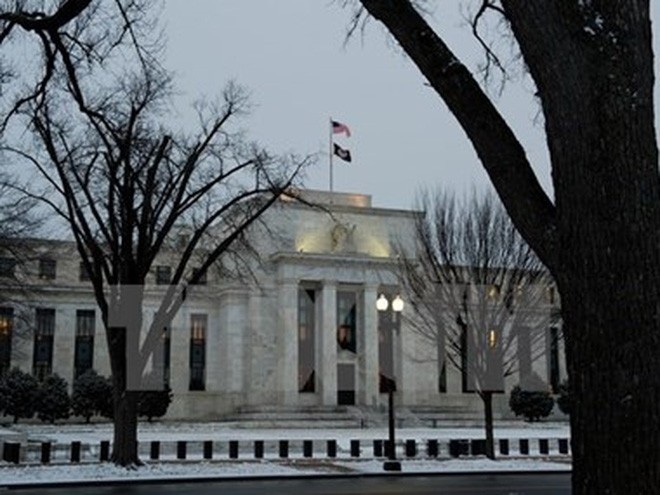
left=1, top=1, right=309, bottom=466
left=348, top=2, right=660, bottom=491
left=397, top=190, right=552, bottom=459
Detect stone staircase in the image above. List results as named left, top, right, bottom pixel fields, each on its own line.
left=222, top=404, right=487, bottom=429
left=222, top=405, right=365, bottom=429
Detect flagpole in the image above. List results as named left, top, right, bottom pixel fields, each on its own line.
left=329, top=117, right=334, bottom=193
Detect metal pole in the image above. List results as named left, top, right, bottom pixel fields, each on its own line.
left=388, top=388, right=396, bottom=460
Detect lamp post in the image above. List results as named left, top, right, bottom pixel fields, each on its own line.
left=377, top=293, right=403, bottom=472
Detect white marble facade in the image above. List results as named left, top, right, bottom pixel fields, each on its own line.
left=0, top=190, right=565, bottom=419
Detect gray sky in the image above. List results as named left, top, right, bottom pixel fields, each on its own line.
left=162, top=1, right=657, bottom=210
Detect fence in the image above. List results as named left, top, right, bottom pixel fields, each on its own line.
left=1, top=437, right=571, bottom=465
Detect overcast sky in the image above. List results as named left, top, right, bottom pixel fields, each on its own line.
left=162, top=1, right=658, bottom=210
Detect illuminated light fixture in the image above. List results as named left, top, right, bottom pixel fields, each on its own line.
left=376, top=293, right=389, bottom=312
left=392, top=295, right=404, bottom=313
left=488, top=329, right=497, bottom=349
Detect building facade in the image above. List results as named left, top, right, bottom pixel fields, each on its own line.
left=0, top=190, right=565, bottom=420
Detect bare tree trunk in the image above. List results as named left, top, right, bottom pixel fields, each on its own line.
left=111, top=389, right=141, bottom=467
left=482, top=391, right=495, bottom=460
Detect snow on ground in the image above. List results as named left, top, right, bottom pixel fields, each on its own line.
left=6, top=422, right=570, bottom=444
left=0, top=458, right=570, bottom=486
left=0, top=422, right=571, bottom=485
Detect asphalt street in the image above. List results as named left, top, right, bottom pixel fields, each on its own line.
left=4, top=473, right=571, bottom=494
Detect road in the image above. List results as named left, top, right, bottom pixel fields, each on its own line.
left=5, top=473, right=571, bottom=494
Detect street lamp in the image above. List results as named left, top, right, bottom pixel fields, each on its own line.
left=377, top=293, right=403, bottom=472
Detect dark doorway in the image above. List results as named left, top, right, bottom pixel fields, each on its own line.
left=337, top=363, right=356, bottom=405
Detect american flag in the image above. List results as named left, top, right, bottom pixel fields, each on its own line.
left=332, top=120, right=351, bottom=138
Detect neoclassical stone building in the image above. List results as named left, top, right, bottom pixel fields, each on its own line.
left=0, top=190, right=564, bottom=420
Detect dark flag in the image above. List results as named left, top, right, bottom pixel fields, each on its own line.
left=333, top=143, right=352, bottom=163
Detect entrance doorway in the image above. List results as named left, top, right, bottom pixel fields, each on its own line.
left=337, top=363, right=356, bottom=405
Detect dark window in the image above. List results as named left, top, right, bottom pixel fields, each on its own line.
left=33, top=308, right=55, bottom=380
left=0, top=307, right=13, bottom=376
left=549, top=326, right=561, bottom=393
left=39, top=258, right=57, bottom=280
left=156, top=266, right=172, bottom=285
left=74, top=310, right=95, bottom=379
left=191, top=267, right=207, bottom=285
left=0, top=257, right=15, bottom=278
left=336, top=291, right=357, bottom=353
left=298, top=288, right=316, bottom=393
left=79, top=262, right=91, bottom=282
left=189, top=314, right=207, bottom=391
left=458, top=316, right=471, bottom=393
left=151, top=326, right=171, bottom=387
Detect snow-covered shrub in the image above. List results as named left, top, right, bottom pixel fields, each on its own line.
left=509, top=373, right=555, bottom=422
left=37, top=374, right=71, bottom=423
left=0, top=368, right=39, bottom=423
left=138, top=386, right=173, bottom=422
left=72, top=369, right=112, bottom=422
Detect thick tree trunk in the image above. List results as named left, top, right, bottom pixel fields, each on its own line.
left=482, top=391, right=495, bottom=460
left=558, top=244, right=660, bottom=493
left=110, top=389, right=141, bottom=467
left=107, top=289, right=145, bottom=467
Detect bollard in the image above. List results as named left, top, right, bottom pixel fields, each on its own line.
left=100, top=441, right=110, bottom=462
left=279, top=440, right=289, bottom=458
left=373, top=439, right=383, bottom=457
left=539, top=439, right=549, bottom=455
left=384, top=440, right=394, bottom=459
left=427, top=439, right=438, bottom=458
left=41, top=442, right=51, bottom=464
left=327, top=440, right=337, bottom=458
left=150, top=441, right=160, bottom=460
left=405, top=439, right=417, bottom=458
left=470, top=439, right=487, bottom=456
left=350, top=440, right=360, bottom=458
left=519, top=439, right=529, bottom=455
left=499, top=439, right=510, bottom=456
left=254, top=441, right=264, bottom=459
left=177, top=441, right=187, bottom=460
left=229, top=441, right=238, bottom=459
left=70, top=441, right=81, bottom=463
left=303, top=440, right=313, bottom=458
left=558, top=438, right=569, bottom=455
left=204, top=441, right=213, bottom=460
left=3, top=442, right=20, bottom=464
left=449, top=439, right=469, bottom=457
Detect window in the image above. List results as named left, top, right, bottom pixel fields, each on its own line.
left=156, top=266, right=172, bottom=285
left=189, top=314, right=207, bottom=391
left=0, top=307, right=13, bottom=376
left=0, top=257, right=15, bottom=278
left=79, top=262, right=91, bottom=282
left=74, top=310, right=95, bottom=379
left=33, top=309, right=55, bottom=380
left=336, top=291, right=357, bottom=353
left=39, top=258, right=57, bottom=280
left=151, top=326, right=171, bottom=388
left=298, top=288, right=316, bottom=393
left=191, top=267, right=207, bottom=285
left=548, top=326, right=561, bottom=393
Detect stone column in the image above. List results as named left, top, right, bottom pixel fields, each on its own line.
left=276, top=279, right=298, bottom=405
left=360, top=285, right=379, bottom=406
left=319, top=281, right=337, bottom=406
